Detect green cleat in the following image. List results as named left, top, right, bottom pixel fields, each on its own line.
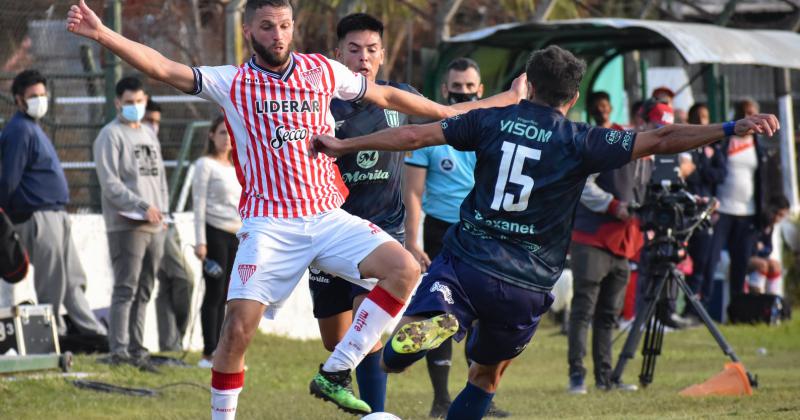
left=391, top=313, right=459, bottom=354
left=309, top=365, right=371, bottom=415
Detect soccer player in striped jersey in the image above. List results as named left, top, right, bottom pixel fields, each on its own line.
left=307, top=13, right=422, bottom=413
left=311, top=45, right=779, bottom=420
left=67, top=0, right=526, bottom=418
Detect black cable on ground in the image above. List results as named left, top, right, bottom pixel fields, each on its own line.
left=71, top=380, right=210, bottom=396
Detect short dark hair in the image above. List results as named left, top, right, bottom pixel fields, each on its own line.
left=11, top=69, right=46, bottom=97
left=588, top=91, right=611, bottom=109
left=525, top=45, right=586, bottom=107
left=244, top=0, right=292, bottom=23
left=687, top=102, right=708, bottom=124
left=337, top=13, right=383, bottom=41
left=446, top=57, right=480, bottom=76
left=115, top=76, right=144, bottom=97
left=146, top=99, right=162, bottom=113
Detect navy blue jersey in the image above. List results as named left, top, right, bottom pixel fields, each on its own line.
left=441, top=101, right=637, bottom=291
left=331, top=81, right=419, bottom=239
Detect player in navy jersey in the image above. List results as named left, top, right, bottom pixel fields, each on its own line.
left=307, top=13, right=423, bottom=412
left=312, top=45, right=779, bottom=420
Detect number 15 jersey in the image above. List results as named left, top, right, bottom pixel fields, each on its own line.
left=440, top=100, right=637, bottom=292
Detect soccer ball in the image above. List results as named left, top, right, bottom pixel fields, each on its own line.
left=361, top=413, right=402, bottom=420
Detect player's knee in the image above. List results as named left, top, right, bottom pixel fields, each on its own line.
left=218, top=315, right=255, bottom=355
left=767, top=259, right=781, bottom=275
left=749, top=257, right=768, bottom=273
left=468, top=365, right=503, bottom=393
left=396, top=250, right=421, bottom=285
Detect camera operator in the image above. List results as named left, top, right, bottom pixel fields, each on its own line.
left=567, top=92, right=651, bottom=394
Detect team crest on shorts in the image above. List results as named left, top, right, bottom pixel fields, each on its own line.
left=384, top=109, right=400, bottom=127
left=430, top=281, right=454, bottom=304
left=301, top=67, right=323, bottom=88
left=237, top=264, right=257, bottom=285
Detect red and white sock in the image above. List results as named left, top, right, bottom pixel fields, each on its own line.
left=211, top=369, right=244, bottom=420
left=766, top=269, right=782, bottom=295
left=323, top=285, right=405, bottom=373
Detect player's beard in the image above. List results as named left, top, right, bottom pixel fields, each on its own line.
left=251, top=35, right=291, bottom=68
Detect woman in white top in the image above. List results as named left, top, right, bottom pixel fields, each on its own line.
left=193, top=116, right=242, bottom=367
left=707, top=99, right=766, bottom=302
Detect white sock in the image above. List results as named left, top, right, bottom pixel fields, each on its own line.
left=211, top=387, right=241, bottom=420
left=323, top=286, right=404, bottom=372
left=211, top=369, right=244, bottom=420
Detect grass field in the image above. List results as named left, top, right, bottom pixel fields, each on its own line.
left=2, top=317, right=799, bottom=420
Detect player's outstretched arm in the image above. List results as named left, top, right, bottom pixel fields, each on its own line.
left=632, top=113, right=779, bottom=160
left=363, top=74, right=527, bottom=120
left=311, top=123, right=445, bottom=158
left=66, top=0, right=195, bottom=93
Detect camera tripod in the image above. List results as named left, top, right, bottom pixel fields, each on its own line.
left=610, top=238, right=758, bottom=388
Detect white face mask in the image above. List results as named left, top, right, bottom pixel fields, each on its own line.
left=121, top=103, right=146, bottom=123
left=25, top=96, right=48, bottom=119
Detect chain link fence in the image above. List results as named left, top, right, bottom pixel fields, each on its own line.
left=1, top=1, right=227, bottom=212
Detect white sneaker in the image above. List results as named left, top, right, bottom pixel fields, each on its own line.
left=197, top=358, right=213, bottom=369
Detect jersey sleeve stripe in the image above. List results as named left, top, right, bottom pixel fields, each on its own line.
left=189, top=67, right=203, bottom=95
left=349, top=75, right=367, bottom=103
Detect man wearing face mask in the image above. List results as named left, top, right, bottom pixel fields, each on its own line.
left=0, top=69, right=107, bottom=338
left=404, top=58, right=509, bottom=418
left=93, top=76, right=169, bottom=370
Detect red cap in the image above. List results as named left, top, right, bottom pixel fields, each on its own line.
left=646, top=102, right=675, bottom=126
left=652, top=86, right=676, bottom=99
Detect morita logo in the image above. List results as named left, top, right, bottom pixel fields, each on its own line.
left=269, top=125, right=308, bottom=149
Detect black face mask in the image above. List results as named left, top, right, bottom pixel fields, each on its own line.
left=447, top=92, right=478, bottom=105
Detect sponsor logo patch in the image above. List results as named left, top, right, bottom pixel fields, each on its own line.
left=430, top=281, right=454, bottom=304
left=356, top=150, right=379, bottom=169
left=237, top=264, right=257, bottom=285
left=622, top=131, right=634, bottom=151
left=605, top=130, right=622, bottom=145
left=368, top=222, right=382, bottom=235
left=269, top=125, right=308, bottom=149
left=440, top=158, right=454, bottom=172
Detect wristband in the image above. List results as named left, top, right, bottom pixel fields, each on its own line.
left=722, top=120, right=736, bottom=137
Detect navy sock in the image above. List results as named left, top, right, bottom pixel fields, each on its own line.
left=446, top=382, right=494, bottom=420
left=355, top=351, right=387, bottom=412
left=382, top=339, right=429, bottom=371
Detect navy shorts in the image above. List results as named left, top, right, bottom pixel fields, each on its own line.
left=308, top=268, right=370, bottom=319
left=404, top=249, right=554, bottom=365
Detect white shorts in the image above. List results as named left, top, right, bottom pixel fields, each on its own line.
left=228, top=208, right=395, bottom=319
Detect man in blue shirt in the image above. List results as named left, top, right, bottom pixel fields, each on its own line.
left=0, top=69, right=106, bottom=337
left=312, top=45, right=779, bottom=420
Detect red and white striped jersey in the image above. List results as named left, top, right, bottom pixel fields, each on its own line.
left=190, top=53, right=367, bottom=219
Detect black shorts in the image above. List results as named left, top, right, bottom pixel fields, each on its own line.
left=308, top=268, right=371, bottom=319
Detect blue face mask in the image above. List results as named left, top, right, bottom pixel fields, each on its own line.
left=121, top=103, right=146, bottom=123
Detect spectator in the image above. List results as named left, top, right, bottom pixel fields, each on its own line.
left=651, top=86, right=675, bottom=107
left=192, top=116, right=242, bottom=368
left=747, top=195, right=790, bottom=295
left=143, top=99, right=161, bottom=136
left=404, top=58, right=508, bottom=418
left=706, top=98, right=768, bottom=303
left=684, top=103, right=727, bottom=315
left=0, top=69, right=106, bottom=337
left=148, top=99, right=193, bottom=353
left=567, top=92, right=648, bottom=394
left=94, top=76, right=168, bottom=370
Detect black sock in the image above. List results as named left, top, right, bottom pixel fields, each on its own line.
left=426, top=337, right=453, bottom=403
